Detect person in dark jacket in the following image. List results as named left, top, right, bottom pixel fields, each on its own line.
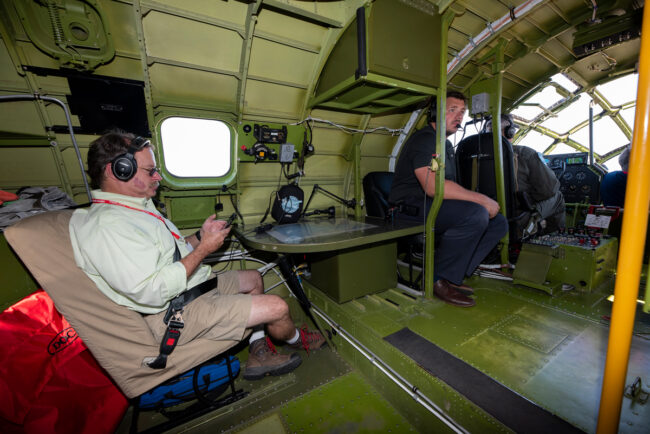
left=488, top=114, right=565, bottom=237
left=600, top=144, right=630, bottom=208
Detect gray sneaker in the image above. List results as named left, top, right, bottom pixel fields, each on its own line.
left=243, top=337, right=302, bottom=381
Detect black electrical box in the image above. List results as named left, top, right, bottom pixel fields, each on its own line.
left=254, top=125, right=287, bottom=144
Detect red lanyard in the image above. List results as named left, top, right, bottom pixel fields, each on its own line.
left=92, top=199, right=181, bottom=240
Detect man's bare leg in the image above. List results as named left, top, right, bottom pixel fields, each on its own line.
left=243, top=294, right=302, bottom=380
left=237, top=270, right=264, bottom=295
left=242, top=278, right=326, bottom=380
left=247, top=294, right=295, bottom=341
left=239, top=271, right=295, bottom=341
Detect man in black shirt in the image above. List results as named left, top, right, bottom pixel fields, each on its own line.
left=389, top=91, right=508, bottom=307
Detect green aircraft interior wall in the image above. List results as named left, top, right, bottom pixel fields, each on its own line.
left=0, top=234, right=38, bottom=311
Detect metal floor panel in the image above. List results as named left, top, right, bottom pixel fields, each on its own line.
left=306, top=274, right=650, bottom=433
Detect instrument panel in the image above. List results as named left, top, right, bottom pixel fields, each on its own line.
left=546, top=153, right=605, bottom=204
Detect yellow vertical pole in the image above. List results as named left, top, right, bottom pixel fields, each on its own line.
left=596, top=5, right=650, bottom=432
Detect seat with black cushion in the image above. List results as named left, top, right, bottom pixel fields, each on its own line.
left=456, top=132, right=517, bottom=217
left=456, top=132, right=532, bottom=241
left=362, top=171, right=424, bottom=290
left=362, top=171, right=395, bottom=219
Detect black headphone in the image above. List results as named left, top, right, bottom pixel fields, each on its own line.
left=111, top=136, right=150, bottom=182
left=427, top=97, right=437, bottom=124
left=502, top=114, right=517, bottom=140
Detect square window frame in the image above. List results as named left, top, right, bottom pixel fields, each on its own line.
left=154, top=111, right=238, bottom=190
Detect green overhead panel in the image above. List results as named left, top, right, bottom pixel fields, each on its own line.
left=572, top=8, right=643, bottom=58
left=11, top=0, right=114, bottom=71
left=309, top=0, right=440, bottom=114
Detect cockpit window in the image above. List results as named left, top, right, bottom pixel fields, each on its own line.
left=518, top=72, right=637, bottom=171
left=445, top=72, right=636, bottom=174
left=160, top=117, right=231, bottom=178
left=572, top=116, right=629, bottom=154
left=551, top=73, right=579, bottom=93
left=596, top=74, right=638, bottom=106
left=495, top=72, right=636, bottom=172
left=540, top=93, right=592, bottom=133
left=517, top=130, right=554, bottom=154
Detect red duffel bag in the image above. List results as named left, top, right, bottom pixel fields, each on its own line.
left=0, top=289, right=128, bottom=433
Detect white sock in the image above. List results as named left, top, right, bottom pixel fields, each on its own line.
left=286, top=328, right=300, bottom=345
left=249, top=330, right=265, bottom=345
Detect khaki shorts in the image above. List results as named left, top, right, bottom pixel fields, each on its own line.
left=144, top=270, right=252, bottom=345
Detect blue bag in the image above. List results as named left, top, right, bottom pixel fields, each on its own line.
left=138, top=356, right=240, bottom=410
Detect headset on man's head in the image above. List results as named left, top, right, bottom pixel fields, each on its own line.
left=502, top=114, right=517, bottom=140
left=111, top=136, right=151, bottom=182
left=486, top=114, right=517, bottom=140
left=427, top=96, right=437, bottom=124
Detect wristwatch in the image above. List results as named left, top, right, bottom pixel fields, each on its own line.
left=194, top=229, right=201, bottom=241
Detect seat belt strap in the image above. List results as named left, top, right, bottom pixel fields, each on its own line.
left=146, top=276, right=218, bottom=369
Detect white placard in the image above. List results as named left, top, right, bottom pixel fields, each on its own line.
left=585, top=214, right=611, bottom=229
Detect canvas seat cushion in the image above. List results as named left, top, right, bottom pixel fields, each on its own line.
left=4, top=210, right=240, bottom=398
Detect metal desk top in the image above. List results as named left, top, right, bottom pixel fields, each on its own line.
left=234, top=216, right=423, bottom=253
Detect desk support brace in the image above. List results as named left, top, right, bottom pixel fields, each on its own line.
left=277, top=255, right=335, bottom=350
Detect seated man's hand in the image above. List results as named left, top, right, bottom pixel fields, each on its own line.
left=479, top=195, right=500, bottom=218
left=199, top=214, right=231, bottom=252
left=201, top=214, right=226, bottom=232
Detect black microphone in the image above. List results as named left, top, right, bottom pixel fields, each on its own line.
left=455, top=123, right=463, bottom=130
left=304, top=206, right=335, bottom=218
left=254, top=223, right=273, bottom=234
left=286, top=170, right=303, bottom=180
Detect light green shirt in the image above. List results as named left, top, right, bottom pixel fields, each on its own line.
left=69, top=190, right=211, bottom=314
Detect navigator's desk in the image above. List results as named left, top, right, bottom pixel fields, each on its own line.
left=235, top=217, right=422, bottom=302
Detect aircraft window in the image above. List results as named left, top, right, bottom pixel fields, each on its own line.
left=548, top=142, right=576, bottom=155
left=572, top=116, right=629, bottom=155
left=540, top=93, right=593, bottom=133
left=620, top=106, right=636, bottom=129
left=511, top=85, right=564, bottom=122
left=453, top=72, right=637, bottom=170
left=511, top=72, right=638, bottom=170
left=596, top=73, right=638, bottom=106
left=511, top=104, right=543, bottom=121
left=551, top=73, right=579, bottom=93
left=524, top=86, right=564, bottom=110
left=516, top=130, right=554, bottom=154
left=604, top=158, right=622, bottom=172
left=160, top=117, right=231, bottom=178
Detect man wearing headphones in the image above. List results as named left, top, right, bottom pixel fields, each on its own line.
left=389, top=91, right=508, bottom=307
left=69, top=130, right=324, bottom=381
left=488, top=114, right=565, bottom=237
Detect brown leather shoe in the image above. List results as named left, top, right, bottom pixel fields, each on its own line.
left=434, top=279, right=476, bottom=307
left=448, top=281, right=474, bottom=295
left=244, top=337, right=302, bottom=380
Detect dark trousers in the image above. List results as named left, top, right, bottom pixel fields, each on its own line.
left=399, top=199, right=508, bottom=285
